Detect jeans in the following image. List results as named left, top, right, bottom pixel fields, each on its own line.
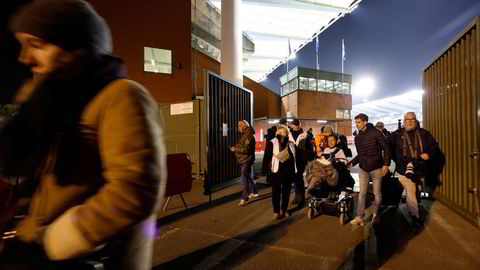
left=356, top=167, right=383, bottom=219
left=240, top=162, right=257, bottom=200
left=398, top=174, right=419, bottom=218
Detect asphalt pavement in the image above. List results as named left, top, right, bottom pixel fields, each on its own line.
left=154, top=175, right=480, bottom=270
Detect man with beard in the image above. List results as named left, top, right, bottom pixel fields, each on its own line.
left=231, top=120, right=258, bottom=206
left=390, top=112, right=438, bottom=232
left=262, top=126, right=297, bottom=219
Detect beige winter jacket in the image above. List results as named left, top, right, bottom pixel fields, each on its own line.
left=16, top=79, right=166, bottom=270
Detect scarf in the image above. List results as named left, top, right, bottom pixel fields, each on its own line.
left=0, top=54, right=125, bottom=178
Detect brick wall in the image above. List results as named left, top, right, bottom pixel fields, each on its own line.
left=88, top=0, right=192, bottom=103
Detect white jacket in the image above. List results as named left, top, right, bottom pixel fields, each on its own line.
left=271, top=138, right=297, bottom=173
left=289, top=131, right=308, bottom=146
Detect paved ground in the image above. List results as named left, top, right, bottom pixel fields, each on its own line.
left=154, top=176, right=480, bottom=270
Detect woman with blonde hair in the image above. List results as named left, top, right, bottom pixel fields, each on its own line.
left=262, top=126, right=297, bottom=219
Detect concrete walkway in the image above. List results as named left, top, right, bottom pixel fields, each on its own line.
left=154, top=177, right=480, bottom=270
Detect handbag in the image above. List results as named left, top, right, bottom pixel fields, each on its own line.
left=275, top=145, right=290, bottom=163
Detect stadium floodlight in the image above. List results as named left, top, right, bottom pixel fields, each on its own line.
left=353, top=77, right=375, bottom=102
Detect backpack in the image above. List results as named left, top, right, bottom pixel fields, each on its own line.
left=336, top=134, right=352, bottom=157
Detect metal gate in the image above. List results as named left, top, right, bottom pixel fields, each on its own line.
left=423, top=17, right=480, bottom=227
left=205, top=71, right=253, bottom=196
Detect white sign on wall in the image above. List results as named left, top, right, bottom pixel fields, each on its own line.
left=170, top=102, right=193, bottom=115
left=222, top=123, right=228, bottom=137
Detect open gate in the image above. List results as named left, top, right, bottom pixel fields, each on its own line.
left=204, top=71, right=253, bottom=197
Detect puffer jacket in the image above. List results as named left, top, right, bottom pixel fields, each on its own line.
left=234, top=126, right=256, bottom=165
left=351, top=123, right=390, bottom=172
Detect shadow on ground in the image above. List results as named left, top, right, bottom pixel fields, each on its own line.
left=154, top=215, right=297, bottom=270
left=158, top=183, right=271, bottom=227
left=337, top=198, right=435, bottom=270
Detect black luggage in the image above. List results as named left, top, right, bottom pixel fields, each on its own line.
left=381, top=171, right=404, bottom=206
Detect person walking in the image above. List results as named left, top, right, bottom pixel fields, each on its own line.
left=262, top=126, right=297, bottom=219
left=0, top=1, right=166, bottom=269
left=349, top=114, right=390, bottom=225
left=289, top=119, right=313, bottom=207
left=231, top=120, right=258, bottom=206
left=375, top=121, right=391, bottom=143
left=390, top=112, right=438, bottom=231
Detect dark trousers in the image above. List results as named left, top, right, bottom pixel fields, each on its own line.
left=240, top=162, right=257, bottom=200
left=271, top=176, right=292, bottom=213
left=293, top=172, right=305, bottom=200
left=293, top=161, right=306, bottom=201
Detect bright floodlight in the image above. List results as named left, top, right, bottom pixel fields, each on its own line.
left=353, top=77, right=375, bottom=102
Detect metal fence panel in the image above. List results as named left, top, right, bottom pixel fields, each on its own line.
left=205, top=71, right=253, bottom=195
left=423, top=17, right=480, bottom=227
left=159, top=100, right=203, bottom=176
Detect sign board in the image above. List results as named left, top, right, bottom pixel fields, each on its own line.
left=170, top=102, right=193, bottom=115
left=222, top=123, right=228, bottom=137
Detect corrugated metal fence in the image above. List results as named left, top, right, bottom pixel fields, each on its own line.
left=423, top=17, right=480, bottom=227
left=205, top=71, right=253, bottom=195
left=159, top=100, right=204, bottom=176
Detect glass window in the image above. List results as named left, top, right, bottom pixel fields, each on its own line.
left=290, top=78, right=298, bottom=91
left=334, top=81, right=342, bottom=93
left=299, top=77, right=309, bottom=90
left=336, top=109, right=344, bottom=119
left=343, top=82, right=350, bottom=95
left=144, top=47, right=172, bottom=74
left=326, top=80, right=334, bottom=92
left=344, top=110, right=351, bottom=119
left=309, top=78, right=317, bottom=91
left=318, top=79, right=326, bottom=92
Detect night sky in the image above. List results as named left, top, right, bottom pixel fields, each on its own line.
left=261, top=0, right=480, bottom=105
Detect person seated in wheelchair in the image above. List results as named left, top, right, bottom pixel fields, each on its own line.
left=304, top=135, right=354, bottom=201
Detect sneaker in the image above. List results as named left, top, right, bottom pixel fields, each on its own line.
left=248, top=193, right=259, bottom=199
left=273, top=213, right=280, bottom=219
left=350, top=218, right=365, bottom=226
left=238, top=199, right=248, bottom=206
left=283, top=211, right=291, bottom=217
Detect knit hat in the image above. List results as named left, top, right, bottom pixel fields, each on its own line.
left=10, top=0, right=112, bottom=55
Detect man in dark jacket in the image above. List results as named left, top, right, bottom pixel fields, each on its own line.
left=375, top=121, right=391, bottom=143
left=349, top=113, right=390, bottom=225
left=391, top=112, right=438, bottom=231
left=289, top=118, right=313, bottom=207
left=231, top=120, right=258, bottom=206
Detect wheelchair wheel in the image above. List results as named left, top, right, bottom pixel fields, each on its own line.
left=307, top=207, right=315, bottom=220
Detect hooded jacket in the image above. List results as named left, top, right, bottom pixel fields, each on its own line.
left=351, top=123, right=390, bottom=172
left=0, top=56, right=166, bottom=270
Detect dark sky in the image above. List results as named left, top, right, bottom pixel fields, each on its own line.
left=261, top=0, right=480, bottom=105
